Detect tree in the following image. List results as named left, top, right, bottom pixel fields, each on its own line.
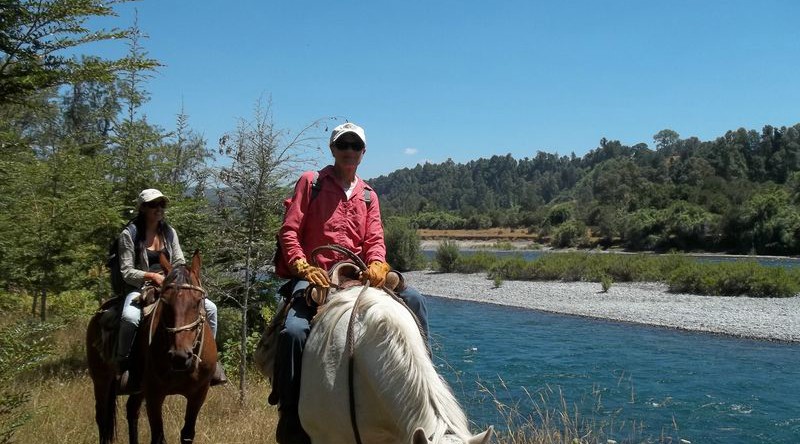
left=0, top=0, right=158, bottom=105
left=211, top=99, right=324, bottom=404
left=653, top=129, right=680, bottom=151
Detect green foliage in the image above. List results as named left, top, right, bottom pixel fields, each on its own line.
left=369, top=123, right=800, bottom=256
left=668, top=261, right=800, bottom=297
left=384, top=217, right=424, bottom=271
left=0, top=0, right=159, bottom=105
left=547, top=202, right=574, bottom=226
left=455, top=251, right=499, bottom=273
left=600, top=275, right=613, bottom=292
left=220, top=331, right=262, bottom=383
left=492, top=275, right=503, bottom=288
left=551, top=220, right=589, bottom=248
left=0, top=319, right=59, bottom=443
left=47, top=290, right=97, bottom=320
left=412, top=211, right=466, bottom=230
left=435, top=240, right=460, bottom=272
left=490, top=241, right=516, bottom=250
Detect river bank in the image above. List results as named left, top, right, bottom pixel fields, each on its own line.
left=404, top=270, right=800, bottom=342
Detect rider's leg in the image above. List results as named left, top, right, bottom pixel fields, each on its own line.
left=398, top=285, right=430, bottom=349
left=203, top=298, right=228, bottom=386
left=204, top=298, right=218, bottom=338
left=117, top=290, right=142, bottom=393
left=274, top=280, right=314, bottom=444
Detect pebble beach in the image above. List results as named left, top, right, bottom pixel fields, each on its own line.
left=404, top=270, right=800, bottom=343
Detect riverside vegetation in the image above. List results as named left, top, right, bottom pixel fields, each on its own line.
left=433, top=240, right=800, bottom=298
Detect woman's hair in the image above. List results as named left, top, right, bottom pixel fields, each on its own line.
left=132, top=212, right=172, bottom=261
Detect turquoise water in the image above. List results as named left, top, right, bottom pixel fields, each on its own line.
left=427, top=296, right=800, bottom=443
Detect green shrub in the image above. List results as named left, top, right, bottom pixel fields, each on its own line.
left=551, top=221, right=588, bottom=248
left=455, top=251, right=498, bottom=273
left=435, top=240, right=461, bottom=272
left=668, top=261, right=800, bottom=297
left=492, top=275, right=504, bottom=288
left=384, top=217, right=425, bottom=271
left=491, top=241, right=516, bottom=250
left=1, top=320, right=59, bottom=443
left=600, top=275, right=612, bottom=292
left=48, top=290, right=97, bottom=320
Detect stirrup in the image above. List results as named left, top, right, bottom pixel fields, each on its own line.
left=117, top=370, right=141, bottom=395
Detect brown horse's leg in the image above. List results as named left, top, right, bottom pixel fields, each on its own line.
left=145, top=392, right=167, bottom=444
left=180, top=386, right=210, bottom=443
left=126, top=393, right=144, bottom=444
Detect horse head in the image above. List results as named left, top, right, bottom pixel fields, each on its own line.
left=412, top=426, right=494, bottom=444
left=157, top=250, right=207, bottom=372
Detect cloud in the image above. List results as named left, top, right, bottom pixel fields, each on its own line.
left=404, top=148, right=418, bottom=155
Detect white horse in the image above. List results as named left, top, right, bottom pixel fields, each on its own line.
left=299, top=285, right=493, bottom=444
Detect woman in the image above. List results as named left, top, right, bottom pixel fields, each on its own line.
left=116, top=188, right=226, bottom=393
left=272, top=123, right=429, bottom=444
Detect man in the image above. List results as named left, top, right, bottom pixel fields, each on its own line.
left=272, top=122, right=429, bottom=443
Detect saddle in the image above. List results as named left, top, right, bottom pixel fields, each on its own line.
left=254, top=262, right=406, bottom=399
left=92, top=286, right=161, bottom=364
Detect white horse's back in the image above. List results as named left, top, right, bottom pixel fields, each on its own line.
left=299, top=285, right=492, bottom=444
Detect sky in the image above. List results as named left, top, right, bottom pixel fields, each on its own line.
left=86, top=0, right=800, bottom=180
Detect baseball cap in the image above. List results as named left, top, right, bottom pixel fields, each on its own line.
left=135, top=188, right=169, bottom=209
left=329, top=122, right=366, bottom=147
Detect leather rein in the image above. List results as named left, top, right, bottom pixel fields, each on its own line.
left=309, top=245, right=421, bottom=444
left=148, top=282, right=208, bottom=368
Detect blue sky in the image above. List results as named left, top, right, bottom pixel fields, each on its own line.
left=89, top=0, right=800, bottom=180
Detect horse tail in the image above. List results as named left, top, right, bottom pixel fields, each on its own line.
left=99, top=378, right=118, bottom=443
left=86, top=313, right=118, bottom=444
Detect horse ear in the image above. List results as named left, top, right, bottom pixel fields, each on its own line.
left=412, top=428, right=429, bottom=444
left=468, top=426, right=494, bottom=444
left=191, top=250, right=202, bottom=279
left=159, top=252, right=172, bottom=275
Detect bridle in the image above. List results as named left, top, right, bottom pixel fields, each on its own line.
left=148, top=281, right=208, bottom=368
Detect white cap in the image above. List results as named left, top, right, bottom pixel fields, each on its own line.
left=329, top=122, right=366, bottom=147
left=135, top=188, right=169, bottom=209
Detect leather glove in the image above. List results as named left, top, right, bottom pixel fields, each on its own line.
left=290, top=258, right=330, bottom=287
left=362, top=261, right=391, bottom=287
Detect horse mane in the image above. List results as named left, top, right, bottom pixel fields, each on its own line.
left=163, top=264, right=190, bottom=288
left=316, top=286, right=471, bottom=442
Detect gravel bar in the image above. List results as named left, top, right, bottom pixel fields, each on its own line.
left=404, top=271, right=800, bottom=343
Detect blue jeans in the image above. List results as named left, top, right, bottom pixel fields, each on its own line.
left=272, top=280, right=428, bottom=409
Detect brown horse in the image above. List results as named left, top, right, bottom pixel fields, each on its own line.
left=86, top=251, right=217, bottom=444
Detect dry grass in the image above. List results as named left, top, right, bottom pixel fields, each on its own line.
left=9, top=310, right=279, bottom=444
left=418, top=228, right=539, bottom=240
left=16, top=372, right=278, bottom=444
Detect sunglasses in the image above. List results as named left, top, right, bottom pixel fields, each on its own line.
left=335, top=141, right=365, bottom=152
left=143, top=200, right=167, bottom=209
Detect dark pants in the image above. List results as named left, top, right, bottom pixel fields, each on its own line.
left=272, top=280, right=429, bottom=411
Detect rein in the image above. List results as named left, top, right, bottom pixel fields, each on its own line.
left=310, top=245, right=368, bottom=444
left=148, top=282, right=208, bottom=369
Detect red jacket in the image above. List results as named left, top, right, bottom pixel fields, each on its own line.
left=277, top=166, right=386, bottom=277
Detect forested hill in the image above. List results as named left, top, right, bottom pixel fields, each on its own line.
left=369, top=124, right=800, bottom=255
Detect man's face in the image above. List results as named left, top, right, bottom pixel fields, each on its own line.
left=331, top=132, right=365, bottom=168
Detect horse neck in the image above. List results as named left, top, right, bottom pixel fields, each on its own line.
left=353, top=289, right=471, bottom=441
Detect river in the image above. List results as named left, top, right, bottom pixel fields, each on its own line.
left=427, top=293, right=800, bottom=443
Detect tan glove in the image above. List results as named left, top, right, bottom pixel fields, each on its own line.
left=290, top=258, right=330, bottom=287
left=362, top=261, right=391, bottom=287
